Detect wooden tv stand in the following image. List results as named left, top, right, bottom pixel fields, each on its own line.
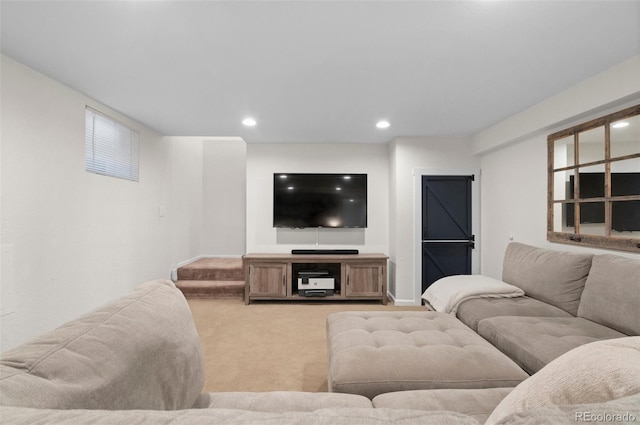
left=243, top=253, right=388, bottom=305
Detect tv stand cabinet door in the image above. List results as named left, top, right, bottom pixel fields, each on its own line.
left=344, top=262, right=386, bottom=303
left=248, top=263, right=287, bottom=300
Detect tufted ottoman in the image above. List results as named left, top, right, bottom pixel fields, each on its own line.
left=326, top=311, right=528, bottom=399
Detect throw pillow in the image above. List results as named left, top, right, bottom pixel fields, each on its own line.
left=486, top=337, right=640, bottom=425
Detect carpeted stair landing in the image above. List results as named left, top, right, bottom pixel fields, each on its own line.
left=176, top=257, right=244, bottom=300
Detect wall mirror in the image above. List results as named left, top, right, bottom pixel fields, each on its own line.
left=548, top=104, right=640, bottom=252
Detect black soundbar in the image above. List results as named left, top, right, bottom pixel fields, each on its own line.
left=291, top=249, right=359, bottom=255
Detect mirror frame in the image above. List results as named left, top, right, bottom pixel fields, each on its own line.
left=547, top=104, right=640, bottom=253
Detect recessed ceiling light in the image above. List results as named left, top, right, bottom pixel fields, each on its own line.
left=376, top=120, right=390, bottom=129
left=612, top=121, right=629, bottom=128
left=242, top=117, right=257, bottom=127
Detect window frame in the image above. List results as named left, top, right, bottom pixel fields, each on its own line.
left=85, top=106, right=140, bottom=182
left=547, top=104, right=640, bottom=253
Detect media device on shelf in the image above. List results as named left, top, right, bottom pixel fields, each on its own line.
left=297, top=270, right=335, bottom=297
left=273, top=173, right=367, bottom=228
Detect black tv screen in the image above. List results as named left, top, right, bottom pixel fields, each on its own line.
left=273, top=173, right=367, bottom=228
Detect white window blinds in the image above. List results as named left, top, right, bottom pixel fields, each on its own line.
left=85, top=107, right=139, bottom=181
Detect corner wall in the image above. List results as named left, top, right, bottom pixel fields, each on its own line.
left=1, top=55, right=173, bottom=350
left=166, top=136, right=204, bottom=267
left=202, top=138, right=246, bottom=256
left=475, top=55, right=640, bottom=278
left=167, top=136, right=247, bottom=265
left=1, top=56, right=248, bottom=350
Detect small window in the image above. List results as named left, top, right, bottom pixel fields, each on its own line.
left=85, top=107, right=139, bottom=181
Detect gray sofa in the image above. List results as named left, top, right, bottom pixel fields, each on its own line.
left=456, top=242, right=640, bottom=374
left=350, top=242, right=640, bottom=423
left=1, top=242, right=639, bottom=424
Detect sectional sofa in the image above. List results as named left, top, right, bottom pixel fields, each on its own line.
left=0, top=243, right=639, bottom=424
left=456, top=242, right=639, bottom=374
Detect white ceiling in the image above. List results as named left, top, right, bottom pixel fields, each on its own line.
left=2, top=1, right=639, bottom=144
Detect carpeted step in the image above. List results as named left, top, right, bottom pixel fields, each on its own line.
left=176, top=280, right=245, bottom=299
left=177, top=257, right=244, bottom=281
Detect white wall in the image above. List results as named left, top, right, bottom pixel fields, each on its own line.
left=167, top=136, right=204, bottom=268
left=1, top=55, right=173, bottom=350
left=479, top=135, right=548, bottom=277
left=167, top=136, right=247, bottom=266
left=246, top=143, right=389, bottom=254
left=475, top=55, right=640, bottom=278
left=388, top=137, right=480, bottom=304
left=472, top=55, right=640, bottom=155
left=202, top=139, right=246, bottom=256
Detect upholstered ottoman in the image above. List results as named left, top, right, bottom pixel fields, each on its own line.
left=326, top=311, right=528, bottom=399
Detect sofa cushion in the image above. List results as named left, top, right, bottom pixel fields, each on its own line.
left=373, top=387, right=513, bottom=424
left=477, top=316, right=627, bottom=374
left=193, top=391, right=373, bottom=411
left=577, top=254, right=640, bottom=336
left=486, top=337, right=640, bottom=425
left=0, top=280, right=204, bottom=410
left=501, top=242, right=593, bottom=315
left=0, top=406, right=483, bottom=425
left=327, top=311, right=528, bottom=399
left=456, top=296, right=572, bottom=332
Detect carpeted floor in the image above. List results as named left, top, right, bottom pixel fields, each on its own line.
left=188, top=298, right=425, bottom=393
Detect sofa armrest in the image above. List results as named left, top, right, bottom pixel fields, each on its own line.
left=0, top=280, right=204, bottom=410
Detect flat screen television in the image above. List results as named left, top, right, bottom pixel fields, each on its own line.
left=566, top=172, right=640, bottom=231
left=273, top=173, right=367, bottom=228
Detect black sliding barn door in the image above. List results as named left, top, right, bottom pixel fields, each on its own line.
left=422, top=175, right=475, bottom=293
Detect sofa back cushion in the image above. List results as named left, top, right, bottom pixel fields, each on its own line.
left=0, top=280, right=204, bottom=410
left=485, top=336, right=640, bottom=425
left=502, top=242, right=593, bottom=315
left=578, top=254, right=640, bottom=335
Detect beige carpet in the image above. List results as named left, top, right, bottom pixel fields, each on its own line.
left=188, top=298, right=425, bottom=393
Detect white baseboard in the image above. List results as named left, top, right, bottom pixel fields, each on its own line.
left=386, top=292, right=421, bottom=307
